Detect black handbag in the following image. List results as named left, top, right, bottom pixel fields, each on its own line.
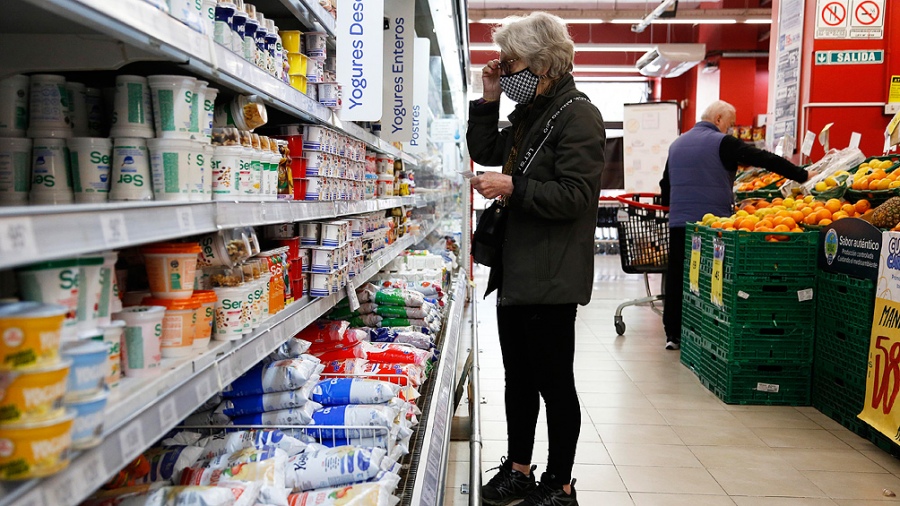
left=472, top=200, right=508, bottom=266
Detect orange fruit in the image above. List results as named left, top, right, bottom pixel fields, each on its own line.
left=743, top=205, right=757, bottom=214
left=841, top=203, right=856, bottom=215
left=832, top=211, right=848, bottom=220
left=782, top=217, right=797, bottom=229
left=819, top=218, right=833, bottom=226
left=756, top=201, right=770, bottom=208
left=774, top=224, right=790, bottom=232
left=803, top=213, right=818, bottom=225
left=825, top=199, right=842, bottom=213
left=711, top=221, right=723, bottom=229
left=801, top=207, right=814, bottom=217
left=817, top=209, right=833, bottom=222
left=856, top=200, right=871, bottom=213
left=772, top=216, right=785, bottom=226
left=791, top=227, right=803, bottom=233
left=790, top=210, right=804, bottom=223
left=771, top=198, right=784, bottom=206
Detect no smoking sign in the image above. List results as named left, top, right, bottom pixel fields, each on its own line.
left=816, top=0, right=884, bottom=39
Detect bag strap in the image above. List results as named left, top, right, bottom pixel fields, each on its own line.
left=514, top=91, right=591, bottom=176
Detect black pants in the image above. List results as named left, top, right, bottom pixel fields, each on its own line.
left=497, top=303, right=579, bottom=484
left=663, top=226, right=686, bottom=343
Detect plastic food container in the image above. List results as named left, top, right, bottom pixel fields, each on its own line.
left=196, top=143, right=214, bottom=201
left=289, top=75, right=308, bottom=94
left=16, top=259, right=83, bottom=341
left=300, top=222, right=319, bottom=246
left=280, top=30, right=302, bottom=53
left=304, top=176, right=323, bottom=200
left=292, top=178, right=307, bottom=201
left=212, top=285, right=247, bottom=341
left=109, top=138, right=153, bottom=201
left=30, top=138, right=74, bottom=205
left=68, top=137, right=112, bottom=203
left=0, top=137, right=33, bottom=206
left=109, top=76, right=154, bottom=139
left=320, top=222, right=341, bottom=247
left=60, top=339, right=109, bottom=398
left=0, top=360, right=70, bottom=423
left=0, top=75, right=29, bottom=138
left=318, top=83, right=340, bottom=108
left=142, top=242, right=202, bottom=299
left=75, top=255, right=105, bottom=337
left=146, top=138, right=196, bottom=201
left=211, top=144, right=243, bottom=198
left=142, top=297, right=200, bottom=358
left=309, top=273, right=330, bottom=297
left=27, top=75, right=71, bottom=139
left=287, top=52, right=308, bottom=76
left=304, top=32, right=327, bottom=59
left=97, top=320, right=125, bottom=388
left=148, top=75, right=199, bottom=139
left=190, top=290, right=217, bottom=350
left=66, top=82, right=88, bottom=137
left=213, top=95, right=267, bottom=131
left=0, top=410, right=75, bottom=480
left=95, top=251, right=118, bottom=328
left=0, top=302, right=66, bottom=370
left=63, top=389, right=107, bottom=450
left=112, top=306, right=164, bottom=378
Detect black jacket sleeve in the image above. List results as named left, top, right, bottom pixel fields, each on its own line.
left=659, top=161, right=671, bottom=206
left=466, top=100, right=509, bottom=167
left=719, top=135, right=808, bottom=183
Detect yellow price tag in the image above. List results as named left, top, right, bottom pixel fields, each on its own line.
left=710, top=238, right=725, bottom=308
left=688, top=234, right=701, bottom=296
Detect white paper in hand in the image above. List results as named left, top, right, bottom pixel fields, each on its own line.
left=458, top=170, right=476, bottom=180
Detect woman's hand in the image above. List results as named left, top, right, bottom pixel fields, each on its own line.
left=471, top=172, right=514, bottom=200
left=482, top=60, right=502, bottom=102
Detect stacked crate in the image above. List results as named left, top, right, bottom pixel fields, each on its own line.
left=680, top=225, right=819, bottom=405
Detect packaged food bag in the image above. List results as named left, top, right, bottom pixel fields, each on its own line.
left=136, top=445, right=205, bottom=485
left=223, top=358, right=324, bottom=397
left=284, top=446, right=395, bottom=493
left=180, top=446, right=288, bottom=505
left=311, top=378, right=401, bottom=406
left=285, top=472, right=400, bottom=506
left=228, top=400, right=322, bottom=426
left=213, top=379, right=318, bottom=418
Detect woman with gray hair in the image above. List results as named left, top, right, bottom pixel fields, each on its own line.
left=467, top=11, right=605, bottom=506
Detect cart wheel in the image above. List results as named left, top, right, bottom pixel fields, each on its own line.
left=614, top=316, right=626, bottom=336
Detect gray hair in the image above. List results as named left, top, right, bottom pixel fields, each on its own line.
left=701, top=101, right=736, bottom=122
left=492, top=12, right=574, bottom=79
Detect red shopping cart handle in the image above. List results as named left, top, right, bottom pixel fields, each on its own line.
left=616, top=193, right=669, bottom=212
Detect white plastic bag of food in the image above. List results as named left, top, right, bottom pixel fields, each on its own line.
left=229, top=401, right=322, bottom=426
left=191, top=430, right=306, bottom=461
left=285, top=472, right=400, bottom=506
left=311, top=378, right=401, bottom=406
left=284, top=446, right=394, bottom=492
left=214, top=378, right=318, bottom=417
left=180, top=447, right=289, bottom=506
left=268, top=337, right=313, bottom=361
left=136, top=445, right=205, bottom=485
left=85, top=481, right=261, bottom=506
left=223, top=359, right=324, bottom=397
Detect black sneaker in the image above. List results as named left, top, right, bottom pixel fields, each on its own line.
left=665, top=340, right=680, bottom=350
left=482, top=457, right=537, bottom=505
left=521, top=474, right=578, bottom=506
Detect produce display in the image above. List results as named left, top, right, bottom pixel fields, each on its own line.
left=699, top=196, right=872, bottom=237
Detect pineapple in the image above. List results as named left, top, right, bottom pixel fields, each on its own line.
left=871, top=197, right=900, bottom=229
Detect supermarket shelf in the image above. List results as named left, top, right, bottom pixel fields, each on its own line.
left=0, top=222, right=435, bottom=506
left=16, top=0, right=401, bottom=159
left=408, top=269, right=468, bottom=505
left=0, top=197, right=441, bottom=270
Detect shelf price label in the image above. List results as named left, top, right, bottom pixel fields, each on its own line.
left=0, top=217, right=38, bottom=260
left=118, top=420, right=146, bottom=462
left=688, top=234, right=701, bottom=296
left=710, top=237, right=725, bottom=308
left=100, top=213, right=130, bottom=248
left=176, top=207, right=196, bottom=232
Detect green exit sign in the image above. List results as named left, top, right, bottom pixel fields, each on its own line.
left=815, top=50, right=884, bottom=65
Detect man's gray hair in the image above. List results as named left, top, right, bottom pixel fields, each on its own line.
left=701, top=101, right=736, bottom=122
left=492, top=12, right=575, bottom=79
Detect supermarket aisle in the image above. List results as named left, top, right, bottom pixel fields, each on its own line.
left=445, top=255, right=900, bottom=505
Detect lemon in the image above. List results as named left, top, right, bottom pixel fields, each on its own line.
left=891, top=181, right=900, bottom=189
left=783, top=197, right=795, bottom=208
left=824, top=177, right=838, bottom=187
left=814, top=181, right=828, bottom=192
left=804, top=195, right=814, bottom=203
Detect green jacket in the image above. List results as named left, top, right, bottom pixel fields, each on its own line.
left=467, top=74, right=606, bottom=306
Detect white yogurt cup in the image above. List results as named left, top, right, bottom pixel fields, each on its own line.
left=212, top=285, right=247, bottom=340
left=170, top=0, right=204, bottom=32
left=300, top=222, right=319, bottom=245
left=16, top=258, right=82, bottom=341
left=142, top=297, right=199, bottom=358
left=211, top=144, right=242, bottom=198
left=109, top=138, right=153, bottom=201
left=112, top=306, right=164, bottom=378
left=75, top=255, right=105, bottom=336
left=95, top=251, right=118, bottom=327
left=202, top=87, right=218, bottom=140
left=146, top=138, right=194, bottom=201
left=192, top=80, right=208, bottom=138
left=148, top=75, right=199, bottom=139
left=214, top=0, right=236, bottom=48
left=109, top=76, right=155, bottom=139
left=98, top=320, right=125, bottom=388
left=304, top=32, right=327, bottom=59
left=318, top=83, right=340, bottom=108
left=0, top=75, right=29, bottom=138
left=309, top=273, right=330, bottom=297
left=0, top=137, right=32, bottom=206
left=68, top=137, right=112, bottom=203
left=27, top=75, right=72, bottom=139
left=202, top=0, right=217, bottom=37
left=66, top=82, right=89, bottom=137
left=195, top=143, right=214, bottom=201
left=30, top=138, right=74, bottom=205
left=84, top=87, right=104, bottom=137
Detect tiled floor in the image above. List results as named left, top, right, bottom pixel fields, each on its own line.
left=444, top=255, right=900, bottom=505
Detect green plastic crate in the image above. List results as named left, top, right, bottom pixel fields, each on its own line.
left=698, top=226, right=818, bottom=277
left=816, top=271, right=875, bottom=331
left=814, top=314, right=870, bottom=386
left=812, top=365, right=869, bottom=437
left=680, top=326, right=704, bottom=376
left=700, top=317, right=815, bottom=363
left=698, top=274, right=817, bottom=327
left=869, top=430, right=900, bottom=458
left=813, top=356, right=868, bottom=404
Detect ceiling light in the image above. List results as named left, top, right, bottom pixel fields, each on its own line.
left=744, top=18, right=773, bottom=24
left=573, top=76, right=650, bottom=82
left=632, top=0, right=678, bottom=33
left=653, top=18, right=737, bottom=24
left=469, top=43, right=655, bottom=53
left=609, top=19, right=643, bottom=24
left=573, top=66, right=643, bottom=73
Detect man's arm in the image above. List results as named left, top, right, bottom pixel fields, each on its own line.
left=720, top=135, right=808, bottom=183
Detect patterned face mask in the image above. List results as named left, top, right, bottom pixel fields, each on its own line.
left=500, top=67, right=540, bottom=104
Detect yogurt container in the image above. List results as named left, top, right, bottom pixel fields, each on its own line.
left=142, top=242, right=202, bottom=299
left=148, top=75, right=199, bottom=139
left=97, top=320, right=125, bottom=388
left=320, top=222, right=342, bottom=247
left=377, top=173, right=394, bottom=197
left=95, top=251, right=119, bottom=327
left=27, top=75, right=72, bottom=139
left=60, top=339, right=108, bottom=398
left=0, top=75, right=29, bottom=138
left=68, top=137, right=112, bottom=203
left=109, top=76, right=154, bottom=139
left=63, top=389, right=107, bottom=450
left=84, top=87, right=104, bottom=137
left=0, top=410, right=75, bottom=480
left=309, top=273, right=330, bottom=297
left=146, top=138, right=195, bottom=201
left=197, top=232, right=236, bottom=268
left=212, top=285, right=247, bottom=340
left=30, top=138, right=74, bottom=205
left=190, top=290, right=216, bottom=350
left=287, top=52, right=308, bottom=76
left=195, top=143, right=214, bottom=201
left=112, top=306, right=164, bottom=378
left=231, top=0, right=248, bottom=53
left=318, top=83, right=340, bottom=108
left=75, top=255, right=105, bottom=336
left=280, top=30, right=302, bottom=53
left=304, top=176, right=322, bottom=201
left=304, top=32, right=327, bottom=59
left=109, top=138, right=153, bottom=201
left=211, top=144, right=242, bottom=198
left=202, top=0, right=217, bottom=37
left=16, top=260, right=82, bottom=341
left=300, top=222, right=319, bottom=246
left=0, top=137, right=32, bottom=206
left=214, top=0, right=236, bottom=49
left=142, top=297, right=199, bottom=358
left=289, top=75, right=308, bottom=94
left=66, top=82, right=89, bottom=137
left=0, top=360, right=70, bottom=423
left=202, top=87, right=218, bottom=141
left=0, top=302, right=66, bottom=370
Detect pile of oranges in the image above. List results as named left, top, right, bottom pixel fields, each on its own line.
left=700, top=196, right=872, bottom=238
left=849, top=159, right=898, bottom=191
left=735, top=172, right=785, bottom=193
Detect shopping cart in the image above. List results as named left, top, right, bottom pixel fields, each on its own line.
left=613, top=193, right=669, bottom=335
left=595, top=199, right=620, bottom=254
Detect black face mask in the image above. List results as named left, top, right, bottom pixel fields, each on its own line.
left=500, top=67, right=540, bottom=104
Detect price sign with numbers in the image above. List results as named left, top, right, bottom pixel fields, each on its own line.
left=100, top=213, right=130, bottom=247
left=861, top=231, right=900, bottom=439
left=710, top=238, right=725, bottom=308
left=0, top=217, right=38, bottom=260
left=688, top=234, right=702, bottom=296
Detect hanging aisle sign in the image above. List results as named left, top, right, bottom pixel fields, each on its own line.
left=336, top=0, right=384, bottom=121
left=405, top=37, right=430, bottom=154
left=380, top=0, right=415, bottom=142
